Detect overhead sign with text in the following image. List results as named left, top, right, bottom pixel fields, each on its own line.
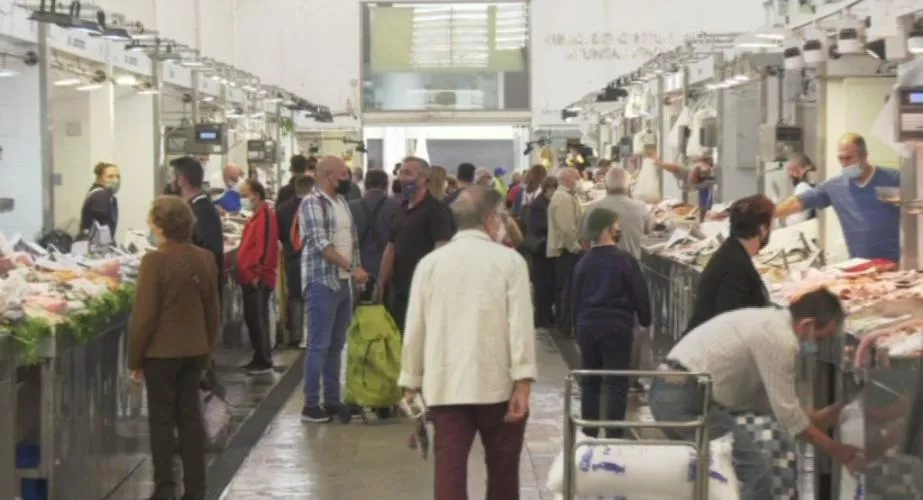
left=530, top=0, right=763, bottom=128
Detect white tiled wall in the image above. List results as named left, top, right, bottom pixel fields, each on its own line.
left=0, top=63, right=43, bottom=240
left=114, top=88, right=155, bottom=241
left=51, top=92, right=92, bottom=234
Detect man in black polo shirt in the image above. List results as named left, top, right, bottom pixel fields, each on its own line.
left=376, top=156, right=454, bottom=332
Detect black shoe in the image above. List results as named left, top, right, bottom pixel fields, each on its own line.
left=239, top=361, right=258, bottom=372
left=246, top=364, right=273, bottom=376
left=326, top=405, right=353, bottom=424
left=301, top=406, right=333, bottom=423
left=374, top=407, right=393, bottom=420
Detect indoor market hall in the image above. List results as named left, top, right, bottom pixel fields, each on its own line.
left=2, top=0, right=923, bottom=499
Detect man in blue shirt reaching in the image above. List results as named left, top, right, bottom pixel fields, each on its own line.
left=774, top=133, right=901, bottom=263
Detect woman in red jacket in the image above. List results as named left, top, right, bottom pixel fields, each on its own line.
left=237, top=179, right=280, bottom=375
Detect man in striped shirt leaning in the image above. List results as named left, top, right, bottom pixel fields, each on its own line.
left=649, top=288, right=863, bottom=500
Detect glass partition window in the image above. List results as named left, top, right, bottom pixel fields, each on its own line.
left=363, top=2, right=530, bottom=112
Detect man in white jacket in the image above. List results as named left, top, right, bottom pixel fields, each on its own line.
left=399, top=186, right=537, bottom=500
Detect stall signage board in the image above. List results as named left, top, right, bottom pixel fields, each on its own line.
left=48, top=26, right=106, bottom=63
left=163, top=63, right=192, bottom=90
left=529, top=0, right=763, bottom=128
left=0, top=4, right=38, bottom=43
left=111, top=47, right=153, bottom=75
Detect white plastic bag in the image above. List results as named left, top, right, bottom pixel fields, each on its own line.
left=201, top=390, right=231, bottom=450
left=839, top=398, right=865, bottom=500
left=634, top=158, right=661, bottom=204
left=546, top=434, right=740, bottom=500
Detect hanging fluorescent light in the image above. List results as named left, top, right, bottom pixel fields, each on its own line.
left=202, top=95, right=215, bottom=103
left=76, top=83, right=103, bottom=91
left=756, top=26, right=786, bottom=40
left=0, top=68, right=18, bottom=78
left=178, top=59, right=206, bottom=68
left=94, top=27, right=132, bottom=41
left=250, top=112, right=265, bottom=119
left=736, top=33, right=781, bottom=49
left=211, top=74, right=222, bottom=81
left=115, top=75, right=138, bottom=86
left=70, top=19, right=103, bottom=35
left=54, top=77, right=82, bottom=86
left=137, top=88, right=159, bottom=95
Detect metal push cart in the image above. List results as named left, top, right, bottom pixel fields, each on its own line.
left=561, top=369, right=715, bottom=500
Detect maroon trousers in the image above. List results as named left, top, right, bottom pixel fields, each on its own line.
left=431, top=402, right=527, bottom=500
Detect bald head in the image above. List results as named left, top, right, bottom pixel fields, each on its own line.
left=316, top=155, right=351, bottom=196
left=837, top=132, right=870, bottom=171
left=223, top=164, right=241, bottom=185
left=605, top=167, right=630, bottom=194
left=451, top=185, right=504, bottom=231
left=557, top=167, right=580, bottom=191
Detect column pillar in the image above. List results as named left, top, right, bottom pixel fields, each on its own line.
left=114, top=89, right=155, bottom=240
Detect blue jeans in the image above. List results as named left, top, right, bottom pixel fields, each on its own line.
left=303, top=280, right=353, bottom=408
left=649, top=376, right=773, bottom=500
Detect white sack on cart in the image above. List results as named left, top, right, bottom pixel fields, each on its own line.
left=839, top=398, right=865, bottom=500
left=546, top=433, right=740, bottom=500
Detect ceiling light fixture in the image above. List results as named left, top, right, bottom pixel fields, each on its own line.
left=76, top=83, right=103, bottom=91
left=54, top=77, right=82, bottom=86
left=178, top=59, right=206, bottom=68
left=115, top=75, right=138, bottom=86
left=0, top=68, right=18, bottom=78
left=137, top=88, right=159, bottom=95
left=202, top=95, right=215, bottom=102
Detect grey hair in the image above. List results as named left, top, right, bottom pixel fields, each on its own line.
left=605, top=167, right=630, bottom=193
left=474, top=167, right=492, bottom=179
left=451, top=185, right=504, bottom=230
left=402, top=156, right=432, bottom=179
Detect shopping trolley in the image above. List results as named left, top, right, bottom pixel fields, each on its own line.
left=562, top=369, right=714, bottom=500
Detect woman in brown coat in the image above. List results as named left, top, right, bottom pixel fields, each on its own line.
left=128, top=195, right=221, bottom=500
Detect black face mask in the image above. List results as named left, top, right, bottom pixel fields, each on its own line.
left=335, top=179, right=351, bottom=195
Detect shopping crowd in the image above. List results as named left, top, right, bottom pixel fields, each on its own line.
left=111, top=133, right=890, bottom=500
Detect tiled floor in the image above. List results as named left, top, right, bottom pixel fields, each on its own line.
left=107, top=348, right=303, bottom=499
left=221, top=331, right=574, bottom=500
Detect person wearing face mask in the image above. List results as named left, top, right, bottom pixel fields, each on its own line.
left=783, top=153, right=818, bottom=226
left=299, top=156, right=369, bottom=422
left=774, top=133, right=901, bottom=262
left=236, top=179, right=280, bottom=376
left=650, top=288, right=862, bottom=500
left=79, top=162, right=121, bottom=239
left=683, top=194, right=775, bottom=336
left=398, top=186, right=536, bottom=500
left=571, top=208, right=651, bottom=439
left=211, top=164, right=243, bottom=214
left=375, top=156, right=454, bottom=333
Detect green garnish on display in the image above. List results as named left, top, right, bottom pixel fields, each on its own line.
left=7, top=284, right=137, bottom=364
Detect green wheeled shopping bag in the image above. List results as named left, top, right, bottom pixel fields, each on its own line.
left=344, top=304, right=403, bottom=409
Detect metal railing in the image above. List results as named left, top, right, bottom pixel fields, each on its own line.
left=562, top=369, right=714, bottom=500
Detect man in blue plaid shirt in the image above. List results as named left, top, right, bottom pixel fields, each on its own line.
left=299, top=156, right=369, bottom=423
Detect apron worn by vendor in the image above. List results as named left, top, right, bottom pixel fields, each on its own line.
left=79, top=184, right=119, bottom=239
